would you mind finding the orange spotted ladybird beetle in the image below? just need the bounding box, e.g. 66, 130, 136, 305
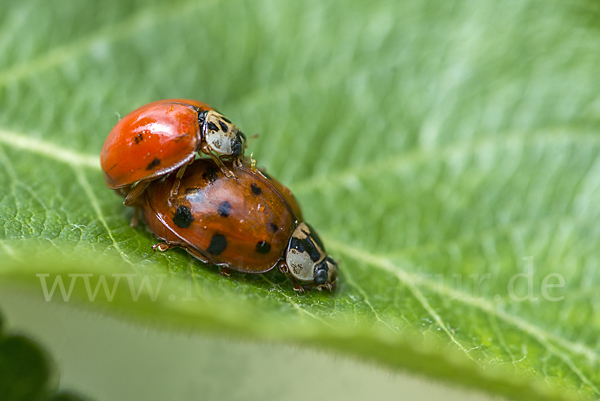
137, 158, 338, 292
100, 99, 246, 205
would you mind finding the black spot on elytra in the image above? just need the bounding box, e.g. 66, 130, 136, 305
202, 166, 219, 183
251, 183, 262, 195
218, 201, 231, 217
207, 121, 219, 132
134, 133, 143, 144
255, 241, 271, 254
218, 120, 228, 132
207, 234, 227, 255
269, 223, 279, 232
173, 206, 194, 228
146, 158, 161, 170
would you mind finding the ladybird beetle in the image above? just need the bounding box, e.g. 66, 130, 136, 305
139, 158, 338, 292
100, 99, 246, 205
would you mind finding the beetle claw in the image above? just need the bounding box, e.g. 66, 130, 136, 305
153, 242, 176, 252
223, 168, 237, 179
292, 281, 306, 293
202, 143, 237, 179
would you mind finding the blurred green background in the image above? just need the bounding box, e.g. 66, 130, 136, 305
2, 0, 600, 400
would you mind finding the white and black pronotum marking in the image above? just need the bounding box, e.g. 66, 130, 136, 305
285, 222, 338, 285
198, 110, 246, 157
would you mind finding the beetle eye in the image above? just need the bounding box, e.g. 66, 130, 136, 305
314, 269, 328, 285
231, 136, 243, 157
314, 260, 329, 285
197, 110, 208, 125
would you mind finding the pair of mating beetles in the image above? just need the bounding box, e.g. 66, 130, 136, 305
100, 99, 337, 292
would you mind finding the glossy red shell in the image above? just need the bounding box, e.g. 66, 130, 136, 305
261, 171, 303, 222
100, 99, 212, 189
142, 159, 302, 273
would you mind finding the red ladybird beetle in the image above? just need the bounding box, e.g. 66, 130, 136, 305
100, 99, 246, 205
138, 158, 338, 292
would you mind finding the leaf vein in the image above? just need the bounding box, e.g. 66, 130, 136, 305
0, 0, 217, 87
73, 168, 133, 268
260, 275, 333, 327
291, 129, 600, 194
0, 129, 99, 170
327, 237, 600, 368
344, 268, 399, 332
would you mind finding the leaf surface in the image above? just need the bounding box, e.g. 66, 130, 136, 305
1, 0, 600, 399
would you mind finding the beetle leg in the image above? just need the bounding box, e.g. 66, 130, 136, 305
234, 156, 244, 168
201, 143, 236, 179
130, 206, 140, 228
292, 281, 306, 294
168, 160, 191, 206
278, 260, 289, 274
319, 281, 337, 292
124, 180, 150, 206
220, 267, 232, 276
277, 261, 306, 293
182, 246, 211, 264
252, 167, 269, 180
153, 242, 178, 252
247, 153, 269, 179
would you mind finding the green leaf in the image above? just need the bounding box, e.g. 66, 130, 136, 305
1, 0, 599, 399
